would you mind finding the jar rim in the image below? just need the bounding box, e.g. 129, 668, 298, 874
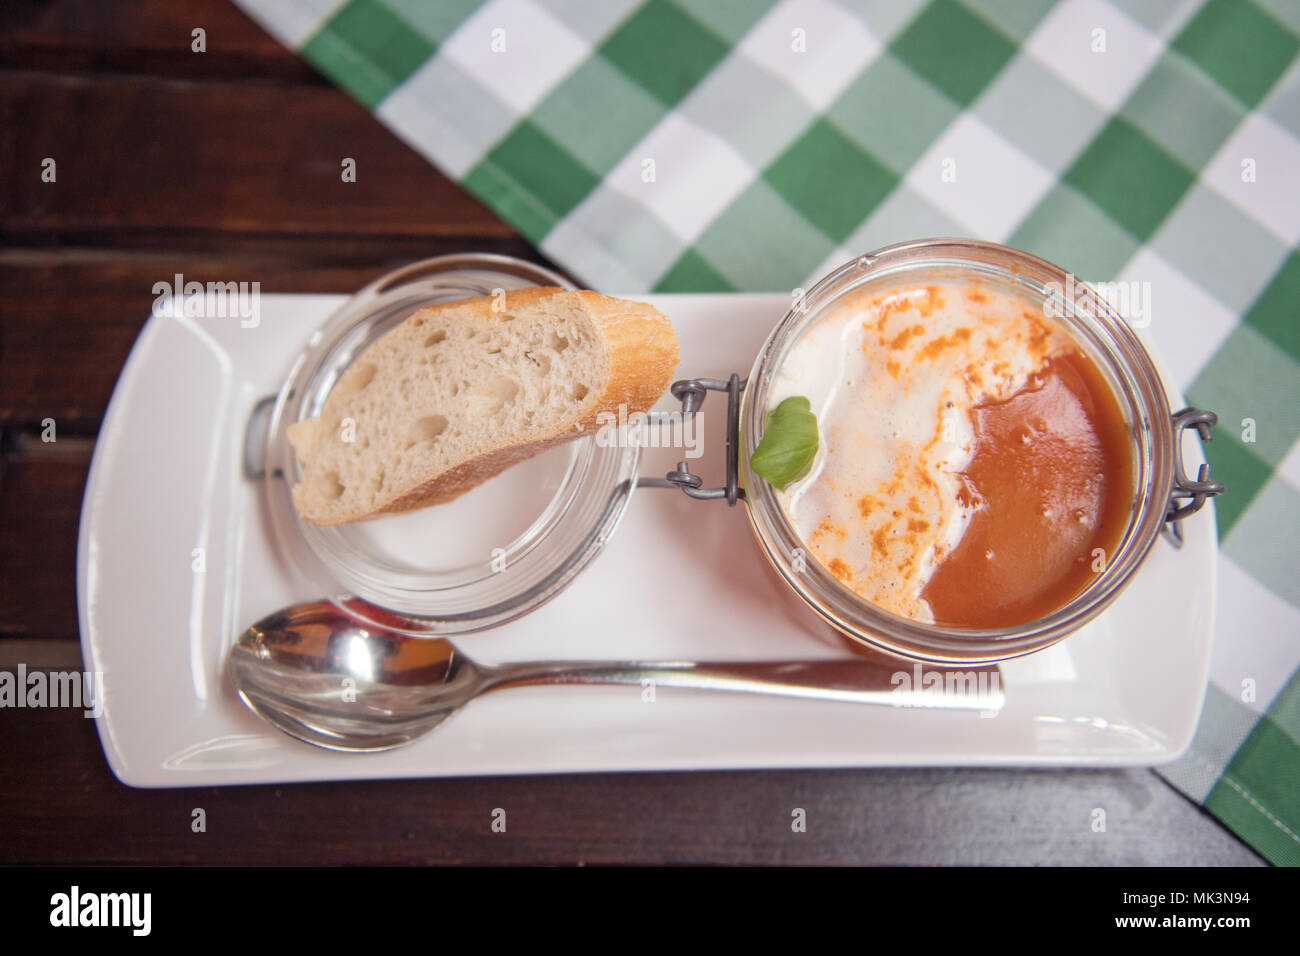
262, 253, 640, 637
739, 239, 1175, 664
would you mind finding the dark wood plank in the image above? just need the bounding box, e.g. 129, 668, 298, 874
0, 437, 89, 639
0, 256, 382, 435
0, 70, 511, 240
1, 0, 319, 81
0, 246, 570, 432
0, 705, 1265, 865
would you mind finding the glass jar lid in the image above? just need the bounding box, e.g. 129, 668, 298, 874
262, 254, 640, 637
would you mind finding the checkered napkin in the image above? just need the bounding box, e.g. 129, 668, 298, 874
233, 0, 1300, 864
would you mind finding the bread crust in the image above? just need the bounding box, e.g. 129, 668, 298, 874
291, 287, 679, 525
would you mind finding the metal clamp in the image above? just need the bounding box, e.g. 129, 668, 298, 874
639, 375, 746, 506
1162, 407, 1225, 548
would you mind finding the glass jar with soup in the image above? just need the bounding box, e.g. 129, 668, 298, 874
654, 239, 1223, 664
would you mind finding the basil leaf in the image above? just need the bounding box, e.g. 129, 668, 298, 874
750, 396, 819, 491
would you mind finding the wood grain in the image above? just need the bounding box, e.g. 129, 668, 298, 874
2, 0, 318, 80
0, 247, 568, 433
0, 704, 1265, 866
0, 439, 88, 639
0, 71, 511, 241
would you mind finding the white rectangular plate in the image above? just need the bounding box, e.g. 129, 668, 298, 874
78, 293, 1215, 787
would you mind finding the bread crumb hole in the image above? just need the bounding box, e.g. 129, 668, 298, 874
316, 470, 345, 500
573, 383, 589, 401
338, 362, 377, 396
411, 415, 448, 443
469, 375, 519, 417
546, 331, 569, 352
424, 330, 446, 347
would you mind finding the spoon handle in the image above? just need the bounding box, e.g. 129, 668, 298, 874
478, 659, 1002, 711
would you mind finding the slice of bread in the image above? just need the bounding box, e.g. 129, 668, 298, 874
287, 287, 679, 525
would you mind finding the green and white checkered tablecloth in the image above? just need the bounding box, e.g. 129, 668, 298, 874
232, 0, 1300, 863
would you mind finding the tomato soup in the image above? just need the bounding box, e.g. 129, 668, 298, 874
767, 278, 1134, 629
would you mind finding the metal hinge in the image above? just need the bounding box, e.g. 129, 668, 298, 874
1162, 407, 1226, 548
639, 375, 746, 506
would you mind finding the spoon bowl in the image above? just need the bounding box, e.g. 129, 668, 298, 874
229, 602, 486, 750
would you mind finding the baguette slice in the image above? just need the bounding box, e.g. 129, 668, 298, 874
287, 287, 678, 525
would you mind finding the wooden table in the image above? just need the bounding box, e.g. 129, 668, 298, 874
0, 0, 1264, 865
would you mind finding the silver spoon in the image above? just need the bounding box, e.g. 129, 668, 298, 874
228, 601, 1004, 751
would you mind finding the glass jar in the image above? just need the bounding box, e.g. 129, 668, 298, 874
722, 239, 1222, 664
259, 254, 639, 637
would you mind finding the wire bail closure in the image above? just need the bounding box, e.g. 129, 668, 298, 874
640, 375, 747, 506
1162, 407, 1225, 548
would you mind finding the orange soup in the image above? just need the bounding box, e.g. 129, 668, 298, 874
767, 279, 1134, 629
